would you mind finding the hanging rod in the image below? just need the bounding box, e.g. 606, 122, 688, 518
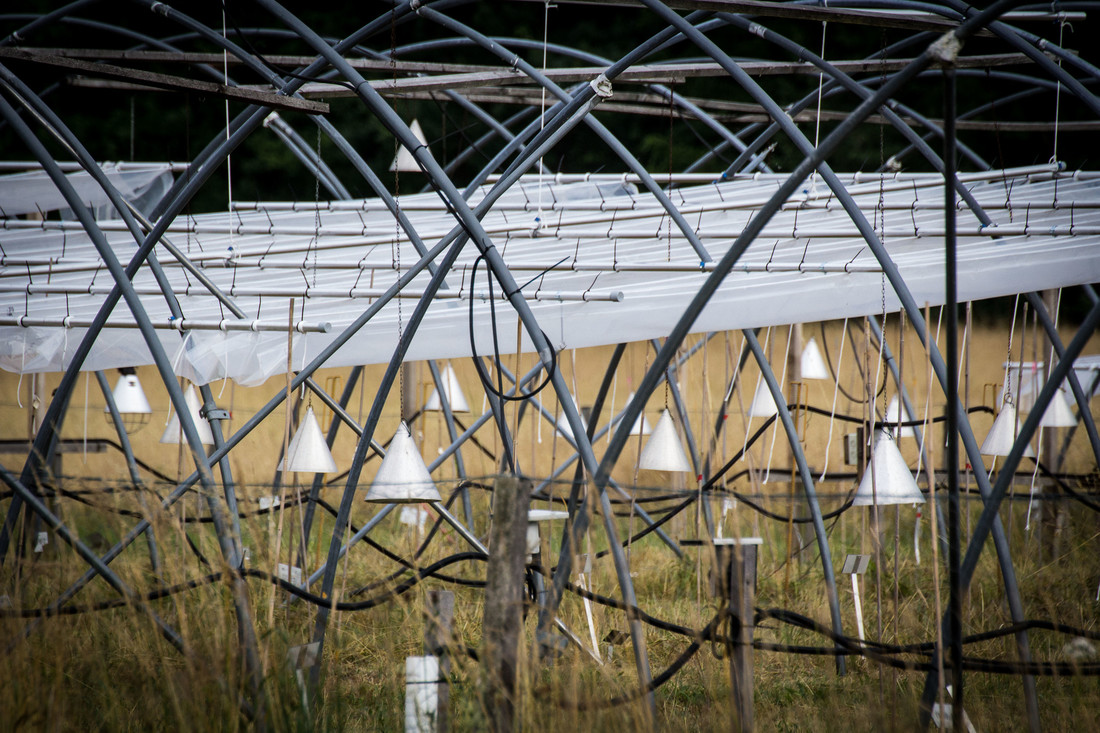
0, 161, 192, 173
0, 316, 331, 332
2, 283, 626, 303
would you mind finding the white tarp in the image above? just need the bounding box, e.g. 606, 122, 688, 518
0, 163, 174, 218
1, 164, 1098, 382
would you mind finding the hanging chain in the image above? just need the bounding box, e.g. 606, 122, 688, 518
1003, 294, 1020, 406
391, 7, 405, 419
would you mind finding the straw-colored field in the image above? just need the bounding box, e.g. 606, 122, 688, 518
1, 316, 1098, 731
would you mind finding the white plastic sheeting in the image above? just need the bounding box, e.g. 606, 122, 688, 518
0, 163, 174, 218
2, 164, 1099, 382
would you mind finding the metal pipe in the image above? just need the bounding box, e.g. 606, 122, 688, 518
96, 370, 162, 577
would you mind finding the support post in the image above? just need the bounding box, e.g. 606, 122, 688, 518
480, 474, 532, 733
715, 538, 759, 733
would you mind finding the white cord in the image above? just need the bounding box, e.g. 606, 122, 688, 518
1050, 18, 1066, 164
810, 17, 827, 195
818, 318, 847, 482
762, 324, 793, 483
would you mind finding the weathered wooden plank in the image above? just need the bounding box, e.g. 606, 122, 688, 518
480, 474, 532, 733
0, 48, 329, 113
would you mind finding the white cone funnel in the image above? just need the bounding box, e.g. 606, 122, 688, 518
390, 119, 429, 173
1039, 388, 1077, 428
747, 379, 777, 418
800, 337, 829, 380
106, 373, 152, 432
638, 409, 692, 472
364, 422, 441, 503
424, 364, 469, 412
159, 385, 214, 445
625, 392, 652, 435
281, 406, 338, 473
853, 430, 924, 506
556, 393, 587, 437
981, 403, 1035, 457
885, 395, 916, 438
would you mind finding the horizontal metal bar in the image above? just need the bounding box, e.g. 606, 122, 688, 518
1, 283, 626, 302
0, 160, 192, 172
0, 316, 331, 332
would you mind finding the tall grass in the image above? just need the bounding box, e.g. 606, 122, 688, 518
1, 321, 1098, 729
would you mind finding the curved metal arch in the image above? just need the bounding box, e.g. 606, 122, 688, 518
393, 34, 769, 173
697, 13, 991, 174
1023, 292, 1100, 477
0, 0, 100, 46
0, 65, 269, 716
0, 92, 257, 665
883, 70, 1098, 169
413, 6, 714, 263
684, 27, 939, 174
568, 0, 1040, 708
247, 1, 666, 705
2, 1, 1091, 726
852, 0, 1100, 114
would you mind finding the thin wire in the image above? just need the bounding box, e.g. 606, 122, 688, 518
818, 318, 847, 483
1050, 17, 1067, 164
536, 0, 551, 227
810, 13, 827, 194
222, 10, 234, 284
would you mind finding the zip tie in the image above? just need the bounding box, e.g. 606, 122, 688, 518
589, 74, 612, 99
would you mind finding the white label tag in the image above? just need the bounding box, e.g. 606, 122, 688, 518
277, 563, 303, 587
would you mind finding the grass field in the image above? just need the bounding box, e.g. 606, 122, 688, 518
1, 316, 1098, 730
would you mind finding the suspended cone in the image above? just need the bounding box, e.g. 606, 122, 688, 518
747, 379, 777, 418
424, 364, 469, 412
853, 430, 924, 506
800, 337, 829, 380
885, 395, 916, 439
159, 385, 214, 445
981, 402, 1036, 457
106, 372, 151, 433
625, 392, 652, 435
1039, 388, 1077, 428
390, 119, 428, 173
281, 405, 337, 473
556, 392, 587, 437
364, 422, 441, 503
638, 409, 692, 472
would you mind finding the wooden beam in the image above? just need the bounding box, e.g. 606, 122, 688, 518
269, 52, 1028, 98
0, 48, 329, 114
15, 48, 505, 75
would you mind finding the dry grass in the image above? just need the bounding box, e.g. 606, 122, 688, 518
1, 318, 1099, 730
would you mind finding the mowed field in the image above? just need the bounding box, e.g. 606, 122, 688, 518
1, 316, 1098, 731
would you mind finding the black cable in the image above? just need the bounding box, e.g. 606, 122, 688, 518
467, 254, 557, 403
